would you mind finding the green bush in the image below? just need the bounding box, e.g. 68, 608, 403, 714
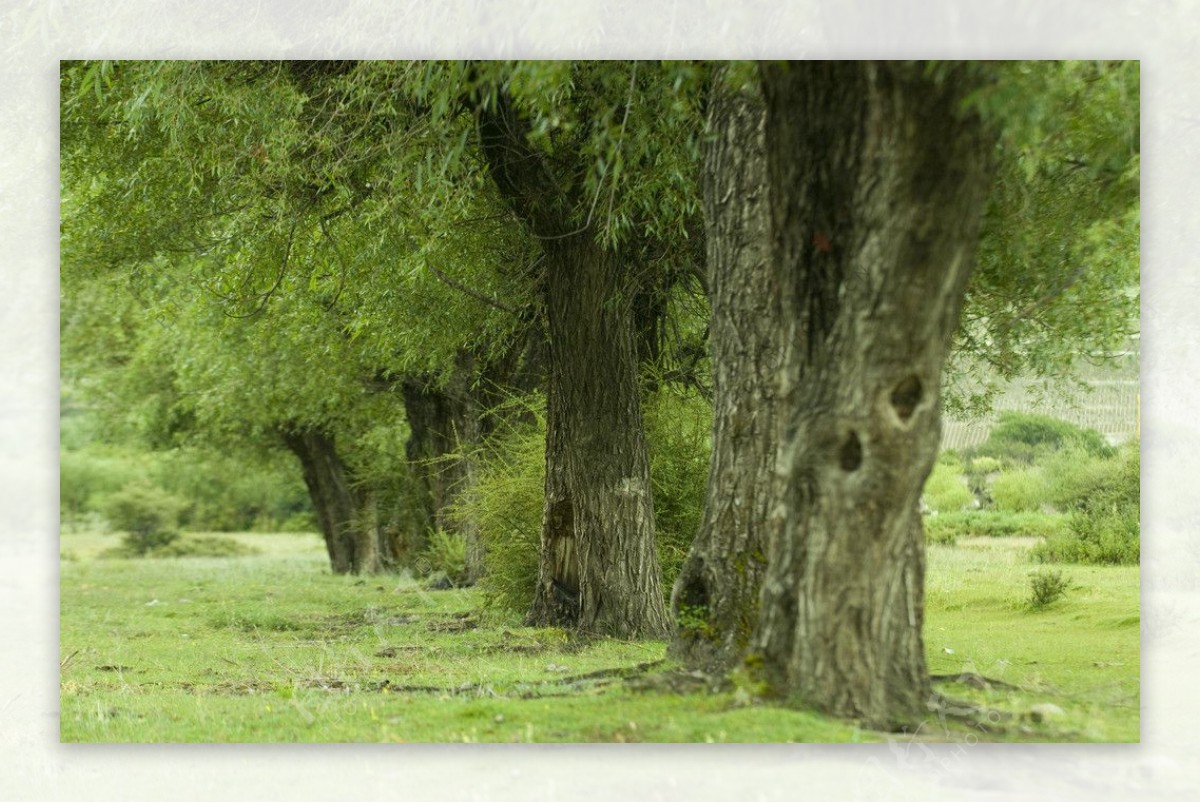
1042, 446, 1127, 512
142, 535, 261, 558
61, 436, 313, 534
936, 449, 963, 467
459, 389, 712, 616
1034, 441, 1139, 565
923, 456, 975, 514
419, 529, 470, 586
972, 412, 1114, 466
60, 448, 147, 523
1028, 568, 1070, 608
101, 482, 187, 555
454, 411, 546, 614
925, 510, 1069, 543
967, 456, 1003, 476
152, 448, 313, 533
991, 466, 1054, 512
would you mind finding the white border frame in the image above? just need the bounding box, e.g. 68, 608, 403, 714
4, 1, 1196, 799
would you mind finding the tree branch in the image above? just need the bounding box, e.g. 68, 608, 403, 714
425, 261, 521, 317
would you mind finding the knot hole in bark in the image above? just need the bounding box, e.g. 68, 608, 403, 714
839, 430, 863, 472
889, 375, 923, 423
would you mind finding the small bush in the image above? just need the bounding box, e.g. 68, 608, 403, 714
1028, 569, 1070, 608
923, 457, 975, 514
963, 455, 1003, 509
143, 535, 261, 558
101, 482, 186, 555
991, 466, 1053, 513
1042, 446, 1128, 511
924, 518, 959, 546
419, 529, 469, 586
61, 441, 312, 534
972, 412, 1114, 466
153, 448, 313, 533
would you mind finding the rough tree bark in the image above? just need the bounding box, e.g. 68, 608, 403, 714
281, 427, 382, 575
669, 83, 779, 673
526, 232, 670, 637
401, 352, 484, 582
749, 62, 996, 728
476, 90, 670, 639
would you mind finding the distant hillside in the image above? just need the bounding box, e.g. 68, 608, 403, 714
941, 338, 1140, 451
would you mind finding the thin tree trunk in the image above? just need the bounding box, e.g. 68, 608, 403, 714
281, 427, 381, 574
670, 83, 778, 673
751, 61, 995, 728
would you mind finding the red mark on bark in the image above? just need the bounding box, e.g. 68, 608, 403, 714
812, 231, 832, 253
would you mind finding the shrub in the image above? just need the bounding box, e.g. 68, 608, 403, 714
924, 518, 959, 546
454, 408, 546, 614
967, 456, 1003, 476
100, 482, 186, 555
60, 448, 147, 523
925, 510, 1069, 543
419, 528, 469, 586
152, 448, 313, 533
1034, 441, 1139, 565
963, 455, 1003, 509
143, 535, 261, 558
923, 456, 975, 514
936, 449, 963, 467
991, 466, 1053, 513
61, 442, 313, 533
1042, 446, 1128, 511
1028, 568, 1070, 608
971, 412, 1114, 466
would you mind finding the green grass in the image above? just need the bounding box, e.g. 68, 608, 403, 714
60, 531, 1138, 743
925, 538, 1139, 742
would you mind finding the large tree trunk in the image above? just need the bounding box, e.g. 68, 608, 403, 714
526, 232, 670, 638
281, 427, 382, 575
750, 62, 995, 728
476, 94, 669, 639
670, 83, 778, 673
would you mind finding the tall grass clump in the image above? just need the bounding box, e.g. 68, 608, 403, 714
458, 389, 712, 616
419, 528, 470, 587
454, 416, 544, 614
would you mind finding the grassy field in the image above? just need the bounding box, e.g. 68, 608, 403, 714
59, 530, 1139, 743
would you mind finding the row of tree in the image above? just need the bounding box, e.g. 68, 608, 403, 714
60, 60, 1138, 727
